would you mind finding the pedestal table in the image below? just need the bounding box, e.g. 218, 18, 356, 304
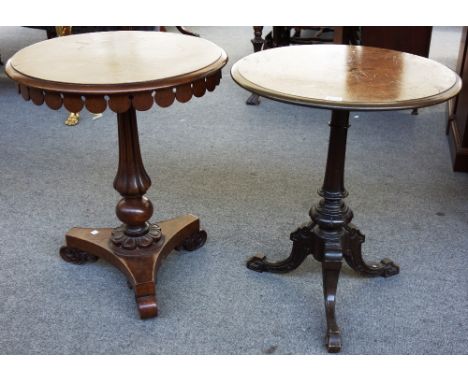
6, 31, 228, 318
231, 44, 461, 352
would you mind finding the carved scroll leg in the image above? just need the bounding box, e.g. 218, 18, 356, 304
125, 280, 158, 318
118, 252, 161, 319
322, 254, 342, 353
247, 223, 314, 273
343, 224, 399, 277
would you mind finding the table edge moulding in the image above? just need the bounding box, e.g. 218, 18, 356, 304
231, 45, 461, 111
6, 31, 228, 114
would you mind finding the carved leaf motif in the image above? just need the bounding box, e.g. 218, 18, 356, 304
111, 223, 162, 250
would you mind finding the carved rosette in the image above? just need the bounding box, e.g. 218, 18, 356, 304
111, 223, 162, 250
16, 70, 223, 113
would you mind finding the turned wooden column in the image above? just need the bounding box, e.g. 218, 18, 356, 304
232, 44, 460, 352
310, 110, 353, 231
111, 107, 162, 250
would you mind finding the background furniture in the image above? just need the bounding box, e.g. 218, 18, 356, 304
360, 26, 432, 57
247, 26, 433, 110
231, 44, 461, 353
447, 26, 468, 172
25, 27, 160, 126
2, 26, 467, 355
247, 26, 359, 105
360, 26, 433, 115
5, 31, 227, 319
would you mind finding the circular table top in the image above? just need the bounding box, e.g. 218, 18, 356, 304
5, 31, 228, 113
231, 45, 462, 111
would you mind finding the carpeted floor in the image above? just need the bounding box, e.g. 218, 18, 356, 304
0, 26, 467, 355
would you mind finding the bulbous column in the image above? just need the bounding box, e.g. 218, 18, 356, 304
110, 106, 162, 250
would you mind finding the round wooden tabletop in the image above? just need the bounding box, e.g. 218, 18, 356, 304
5, 31, 228, 113
231, 45, 462, 111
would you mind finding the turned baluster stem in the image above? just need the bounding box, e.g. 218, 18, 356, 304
310, 109, 353, 231
113, 106, 153, 237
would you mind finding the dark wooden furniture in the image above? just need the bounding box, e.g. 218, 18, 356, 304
360, 27, 432, 58
231, 45, 461, 352
447, 27, 468, 172
5, 31, 227, 319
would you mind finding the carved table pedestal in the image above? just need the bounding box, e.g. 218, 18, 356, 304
231, 44, 461, 352
6, 31, 227, 318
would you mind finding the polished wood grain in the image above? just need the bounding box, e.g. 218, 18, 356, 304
231, 44, 461, 111
235, 45, 461, 352
7, 31, 226, 89
61, 215, 204, 319
6, 31, 225, 319
5, 31, 227, 113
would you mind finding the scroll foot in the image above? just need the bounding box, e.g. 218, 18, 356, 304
322, 255, 342, 353
136, 294, 158, 319
343, 225, 400, 277
59, 246, 98, 264
62, 214, 202, 318
176, 229, 207, 251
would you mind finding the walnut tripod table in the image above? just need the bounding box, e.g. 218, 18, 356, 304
231, 45, 461, 352
6, 31, 227, 318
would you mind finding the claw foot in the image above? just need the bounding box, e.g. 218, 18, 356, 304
65, 112, 80, 126
60, 246, 98, 264
136, 295, 158, 319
